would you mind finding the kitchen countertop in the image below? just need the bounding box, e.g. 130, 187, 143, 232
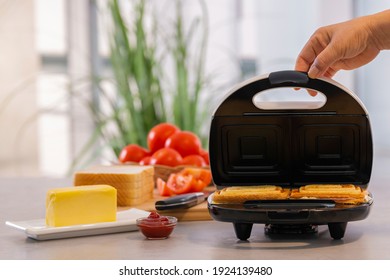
1, 155, 390, 260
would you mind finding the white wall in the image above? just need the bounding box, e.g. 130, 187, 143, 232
354, 1, 390, 154
0, 0, 39, 176
254, 0, 354, 89
206, 0, 390, 161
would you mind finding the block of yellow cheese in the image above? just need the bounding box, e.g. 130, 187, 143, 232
46, 185, 117, 227
73, 165, 154, 206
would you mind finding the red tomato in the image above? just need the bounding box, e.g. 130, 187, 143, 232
118, 144, 150, 163
199, 149, 210, 165
139, 156, 152, 165
188, 178, 208, 192
166, 174, 195, 194
181, 155, 207, 167
147, 123, 180, 154
164, 131, 202, 157
157, 178, 173, 196
150, 148, 183, 167
179, 168, 212, 186
157, 167, 212, 196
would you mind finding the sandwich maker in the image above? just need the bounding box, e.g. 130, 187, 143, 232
207, 70, 373, 240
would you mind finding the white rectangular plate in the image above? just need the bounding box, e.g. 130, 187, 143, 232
5, 208, 150, 241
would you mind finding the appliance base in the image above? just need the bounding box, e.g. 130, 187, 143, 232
232, 222, 348, 240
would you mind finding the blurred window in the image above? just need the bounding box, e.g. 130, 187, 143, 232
1, 0, 389, 177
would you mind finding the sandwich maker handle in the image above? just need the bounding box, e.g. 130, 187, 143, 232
213, 70, 368, 115
268, 70, 309, 86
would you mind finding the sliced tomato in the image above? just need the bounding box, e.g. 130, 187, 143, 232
178, 168, 212, 186
166, 172, 208, 194
166, 174, 194, 194
189, 177, 208, 192
157, 167, 212, 196
157, 178, 173, 196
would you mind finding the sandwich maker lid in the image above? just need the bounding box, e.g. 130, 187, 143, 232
209, 70, 373, 188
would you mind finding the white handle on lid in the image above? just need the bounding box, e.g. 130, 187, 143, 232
252, 87, 327, 110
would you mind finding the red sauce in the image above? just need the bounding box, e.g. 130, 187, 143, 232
136, 211, 177, 239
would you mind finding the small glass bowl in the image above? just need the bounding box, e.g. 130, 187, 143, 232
136, 214, 177, 239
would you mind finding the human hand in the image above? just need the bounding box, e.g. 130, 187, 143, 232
295, 10, 390, 79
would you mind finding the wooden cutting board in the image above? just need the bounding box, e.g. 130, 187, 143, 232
118, 186, 215, 221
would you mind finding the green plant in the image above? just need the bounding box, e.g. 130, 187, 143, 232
103, 0, 167, 153
169, 0, 209, 135
84, 0, 211, 166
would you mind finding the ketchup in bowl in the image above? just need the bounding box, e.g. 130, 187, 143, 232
136, 211, 177, 239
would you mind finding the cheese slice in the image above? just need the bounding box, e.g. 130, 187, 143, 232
46, 185, 117, 227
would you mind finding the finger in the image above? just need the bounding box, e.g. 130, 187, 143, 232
295, 28, 331, 73
308, 43, 341, 78
294, 88, 317, 96
294, 54, 315, 91
294, 56, 311, 73
294, 43, 319, 90
323, 68, 338, 79
294, 45, 317, 73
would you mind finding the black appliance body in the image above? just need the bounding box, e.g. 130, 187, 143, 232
207, 70, 373, 240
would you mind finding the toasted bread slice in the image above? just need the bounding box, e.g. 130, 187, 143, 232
290, 184, 368, 204
212, 185, 290, 204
